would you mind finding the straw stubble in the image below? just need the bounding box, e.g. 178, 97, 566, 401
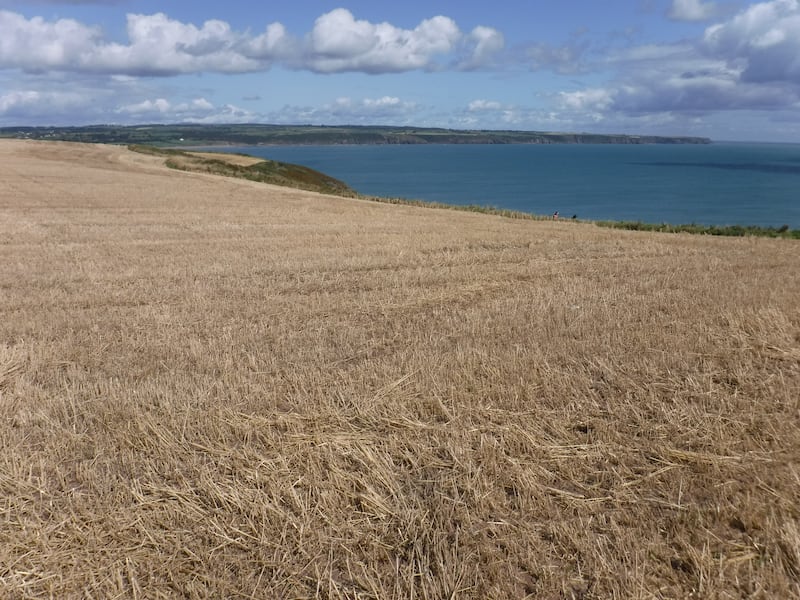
1, 140, 799, 598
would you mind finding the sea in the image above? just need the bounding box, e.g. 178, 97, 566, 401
199, 142, 800, 228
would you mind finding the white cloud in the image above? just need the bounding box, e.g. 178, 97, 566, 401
0, 90, 41, 112
5, 2, 800, 138
448, 103, 591, 131
191, 98, 214, 111
305, 9, 462, 73
0, 87, 93, 122
459, 26, 505, 69
555, 0, 800, 123
189, 103, 258, 124
560, 54, 797, 119
468, 99, 503, 112
91, 13, 264, 75
559, 88, 615, 112
328, 95, 417, 117
0, 71, 264, 125
309, 9, 381, 58
0, 8, 502, 76
0, 10, 267, 75
260, 95, 419, 126
114, 96, 255, 123
363, 96, 401, 108
612, 73, 793, 113
0, 10, 102, 71
704, 0, 800, 83
243, 23, 294, 61
668, 0, 718, 21
118, 97, 171, 114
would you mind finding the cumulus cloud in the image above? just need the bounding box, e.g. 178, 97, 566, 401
704, 0, 800, 84
257, 96, 419, 126
0, 10, 267, 75
467, 99, 503, 112
0, 90, 43, 113
304, 9, 463, 73
0, 80, 420, 126
0, 10, 102, 71
326, 96, 418, 118
363, 96, 404, 108
459, 26, 505, 69
119, 98, 171, 115
115, 96, 254, 122
451, 103, 572, 130
243, 22, 294, 62
573, 72, 793, 115
6, 1, 800, 136
0, 87, 97, 122
0, 8, 501, 76
469, 103, 527, 126
559, 88, 614, 112
0, 64, 260, 125
90, 13, 266, 75
668, 0, 719, 21
187, 103, 259, 124
559, 0, 800, 121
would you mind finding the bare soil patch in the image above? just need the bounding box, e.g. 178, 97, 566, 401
1, 140, 799, 598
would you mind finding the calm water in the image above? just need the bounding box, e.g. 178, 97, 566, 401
204, 143, 800, 227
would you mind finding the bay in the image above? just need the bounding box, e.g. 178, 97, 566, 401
200, 143, 800, 228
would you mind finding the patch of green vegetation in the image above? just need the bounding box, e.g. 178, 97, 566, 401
359, 195, 551, 221
594, 220, 800, 239
130, 145, 355, 197
127, 144, 184, 156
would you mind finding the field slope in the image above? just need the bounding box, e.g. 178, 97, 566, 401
1, 140, 799, 599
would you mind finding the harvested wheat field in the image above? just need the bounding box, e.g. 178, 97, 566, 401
1, 139, 799, 599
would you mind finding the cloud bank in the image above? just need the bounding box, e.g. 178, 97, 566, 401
0, 8, 504, 76
563, 0, 800, 120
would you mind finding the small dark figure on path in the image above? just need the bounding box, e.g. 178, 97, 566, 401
553, 211, 559, 220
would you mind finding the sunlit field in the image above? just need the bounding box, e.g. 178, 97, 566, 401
1, 140, 799, 598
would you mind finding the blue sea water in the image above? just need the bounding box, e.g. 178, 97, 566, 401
204, 143, 800, 228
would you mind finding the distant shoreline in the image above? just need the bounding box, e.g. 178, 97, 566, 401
0, 123, 713, 147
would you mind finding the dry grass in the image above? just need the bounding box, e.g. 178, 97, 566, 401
1, 139, 799, 599
183, 152, 266, 167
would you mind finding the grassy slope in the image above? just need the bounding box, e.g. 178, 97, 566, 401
1, 140, 799, 598
130, 144, 356, 197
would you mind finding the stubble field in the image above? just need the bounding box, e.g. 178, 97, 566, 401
1, 140, 799, 599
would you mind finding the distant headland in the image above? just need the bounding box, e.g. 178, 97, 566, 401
0, 124, 711, 147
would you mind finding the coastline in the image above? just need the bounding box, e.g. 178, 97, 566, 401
0, 123, 712, 146
164, 143, 800, 235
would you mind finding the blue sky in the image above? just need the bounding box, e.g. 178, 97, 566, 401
1, 0, 800, 141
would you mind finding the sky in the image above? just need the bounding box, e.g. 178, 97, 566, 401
1, 0, 800, 141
